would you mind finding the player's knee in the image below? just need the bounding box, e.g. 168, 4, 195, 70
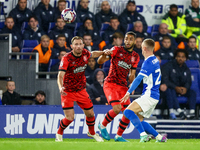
113, 104, 121, 114
65, 114, 74, 121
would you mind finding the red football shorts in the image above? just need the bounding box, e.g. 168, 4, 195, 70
103, 81, 131, 111
61, 89, 93, 110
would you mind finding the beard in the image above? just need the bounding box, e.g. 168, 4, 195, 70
125, 44, 134, 50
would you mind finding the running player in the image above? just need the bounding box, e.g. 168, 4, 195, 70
121, 38, 167, 142
97, 31, 140, 142
56, 36, 104, 142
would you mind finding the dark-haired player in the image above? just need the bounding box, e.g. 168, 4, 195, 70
97, 31, 140, 142
56, 36, 104, 142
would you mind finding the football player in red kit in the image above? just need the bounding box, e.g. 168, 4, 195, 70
97, 31, 140, 142
56, 36, 104, 142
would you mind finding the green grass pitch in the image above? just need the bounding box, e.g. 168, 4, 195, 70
0, 138, 200, 150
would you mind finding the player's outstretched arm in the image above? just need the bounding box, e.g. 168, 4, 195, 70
57, 71, 67, 96
120, 74, 144, 103
129, 69, 136, 83
97, 49, 113, 64
91, 51, 104, 58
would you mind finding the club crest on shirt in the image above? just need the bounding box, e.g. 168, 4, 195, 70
83, 55, 87, 62
131, 56, 135, 63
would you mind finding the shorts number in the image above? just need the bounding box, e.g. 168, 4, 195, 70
155, 69, 161, 85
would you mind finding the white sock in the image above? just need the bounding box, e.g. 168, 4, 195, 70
169, 109, 174, 114
100, 124, 106, 129
190, 109, 195, 114
115, 134, 121, 138
140, 132, 147, 136
177, 108, 182, 113
156, 134, 162, 140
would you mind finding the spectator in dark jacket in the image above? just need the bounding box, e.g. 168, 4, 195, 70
95, 1, 118, 30
23, 16, 45, 42
83, 34, 98, 51
102, 16, 124, 44
8, 0, 33, 31
33, 90, 47, 105
134, 37, 144, 60
133, 21, 151, 39
87, 68, 107, 105
162, 49, 196, 119
154, 36, 175, 60
49, 17, 73, 48
187, 36, 200, 61
51, 50, 67, 71
54, 0, 66, 19
2, 81, 21, 105
0, 17, 22, 52
76, 0, 97, 29
78, 18, 102, 47
85, 57, 99, 85
119, 0, 148, 33
103, 32, 124, 49
153, 23, 177, 47
33, 0, 56, 33
51, 34, 70, 59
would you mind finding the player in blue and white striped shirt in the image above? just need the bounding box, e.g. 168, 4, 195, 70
121, 39, 167, 143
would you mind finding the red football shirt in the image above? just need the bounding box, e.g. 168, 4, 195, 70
59, 49, 91, 92
105, 46, 140, 87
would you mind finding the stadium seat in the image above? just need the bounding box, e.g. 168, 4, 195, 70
147, 26, 152, 34
151, 32, 158, 37
102, 59, 111, 75
21, 48, 33, 59
0, 22, 5, 29
185, 60, 199, 68
48, 22, 56, 33
48, 59, 60, 71
152, 24, 159, 32
74, 22, 83, 36
21, 22, 28, 31
100, 23, 109, 31
22, 40, 39, 48
126, 23, 133, 32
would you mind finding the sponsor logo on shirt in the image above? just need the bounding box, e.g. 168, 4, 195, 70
73, 64, 87, 74
118, 61, 131, 69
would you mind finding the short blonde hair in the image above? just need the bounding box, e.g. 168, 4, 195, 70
71, 36, 83, 44
41, 35, 50, 41
143, 38, 155, 51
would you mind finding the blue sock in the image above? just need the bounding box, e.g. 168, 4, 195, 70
124, 109, 145, 134
141, 121, 158, 137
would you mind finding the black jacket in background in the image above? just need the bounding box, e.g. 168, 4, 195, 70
95, 9, 118, 30
162, 60, 192, 90
33, 2, 56, 33
119, 9, 148, 33
153, 32, 177, 47
87, 68, 107, 105
9, 4, 33, 31
0, 26, 22, 48
49, 26, 73, 47
154, 45, 175, 60
51, 43, 70, 59
2, 90, 21, 105
187, 47, 200, 61
23, 26, 45, 42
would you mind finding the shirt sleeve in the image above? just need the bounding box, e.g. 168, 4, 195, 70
139, 59, 153, 77
132, 53, 140, 69
59, 56, 68, 72
110, 46, 118, 58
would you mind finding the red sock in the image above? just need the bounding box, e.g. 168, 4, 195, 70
86, 116, 95, 135
117, 115, 130, 136
57, 118, 73, 135
102, 109, 118, 127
